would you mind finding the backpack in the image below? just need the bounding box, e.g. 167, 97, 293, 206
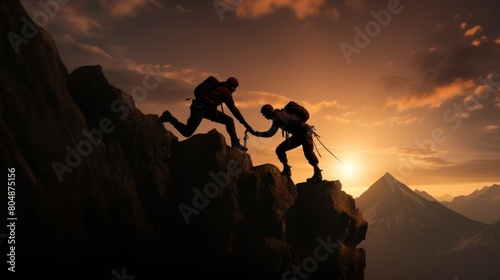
283, 101, 309, 122
194, 76, 222, 99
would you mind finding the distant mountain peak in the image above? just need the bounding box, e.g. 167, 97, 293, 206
357, 173, 489, 257
356, 172, 428, 213
379, 172, 408, 193
383, 171, 395, 179
436, 194, 454, 202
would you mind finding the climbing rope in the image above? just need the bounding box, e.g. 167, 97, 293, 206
307, 125, 344, 165
243, 129, 249, 156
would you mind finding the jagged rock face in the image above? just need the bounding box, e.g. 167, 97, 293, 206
0, 1, 367, 279
1, 1, 177, 276
166, 130, 298, 278
286, 181, 367, 280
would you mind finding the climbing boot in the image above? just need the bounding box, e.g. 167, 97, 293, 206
159, 110, 177, 123
281, 164, 292, 176
307, 168, 323, 183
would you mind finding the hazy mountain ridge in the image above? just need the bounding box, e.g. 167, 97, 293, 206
356, 172, 497, 280
414, 185, 500, 224
437, 220, 500, 279
435, 193, 454, 202
442, 184, 500, 224
413, 189, 437, 201
450, 220, 500, 251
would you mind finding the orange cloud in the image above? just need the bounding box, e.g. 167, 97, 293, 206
344, 0, 367, 12
235, 92, 345, 115
464, 25, 482, 37
482, 125, 498, 133
105, 0, 164, 17
326, 6, 341, 22
40, 5, 103, 36
234, 90, 291, 108
385, 79, 475, 111
76, 42, 113, 59
381, 147, 451, 169
63, 18, 101, 36
462, 94, 484, 112
362, 114, 426, 127
304, 100, 345, 114
62, 38, 207, 86
235, 0, 326, 20
323, 110, 360, 123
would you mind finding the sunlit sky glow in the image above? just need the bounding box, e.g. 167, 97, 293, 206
20, 0, 500, 198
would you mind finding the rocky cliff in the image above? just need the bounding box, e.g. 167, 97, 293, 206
0, 1, 367, 279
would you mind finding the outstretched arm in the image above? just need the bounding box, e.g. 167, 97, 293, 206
224, 97, 253, 131
254, 124, 279, 138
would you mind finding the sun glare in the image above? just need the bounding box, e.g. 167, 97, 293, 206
322, 152, 364, 187
339, 161, 358, 179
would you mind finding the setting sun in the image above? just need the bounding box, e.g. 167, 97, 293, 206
340, 161, 358, 179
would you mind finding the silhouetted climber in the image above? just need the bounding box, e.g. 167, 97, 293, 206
160, 76, 254, 151
249, 103, 323, 183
